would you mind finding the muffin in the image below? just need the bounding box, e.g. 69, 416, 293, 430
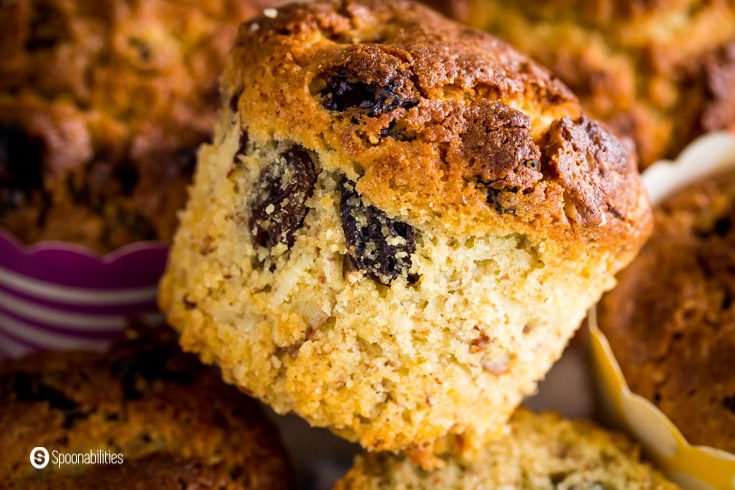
334, 409, 677, 490
598, 168, 735, 453
0, 325, 293, 488
0, 0, 273, 252
159, 0, 652, 464
427, 0, 735, 168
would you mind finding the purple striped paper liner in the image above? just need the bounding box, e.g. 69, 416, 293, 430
0, 229, 168, 358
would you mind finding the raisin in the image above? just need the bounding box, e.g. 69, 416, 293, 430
235, 131, 249, 160
8, 372, 77, 410
695, 212, 733, 238
0, 123, 45, 201
550, 472, 568, 485
379, 120, 416, 142
114, 162, 139, 196
319, 68, 418, 116
723, 293, 733, 310
25, 0, 71, 50
724, 395, 735, 413
713, 215, 732, 237
339, 178, 416, 285
248, 145, 317, 248
100, 207, 157, 248
128, 37, 151, 62
229, 91, 243, 112
110, 346, 193, 400
483, 185, 518, 214
3, 371, 89, 427
169, 144, 200, 176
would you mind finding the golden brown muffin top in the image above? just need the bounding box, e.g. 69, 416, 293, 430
335, 409, 677, 489
0, 326, 293, 489
0, 0, 270, 252
599, 169, 735, 453
430, 0, 735, 168
225, 0, 651, 262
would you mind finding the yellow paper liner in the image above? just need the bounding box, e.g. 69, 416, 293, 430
589, 131, 735, 490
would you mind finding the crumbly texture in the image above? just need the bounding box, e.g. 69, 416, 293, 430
428, 0, 735, 168
0, 0, 272, 252
0, 326, 293, 489
334, 409, 677, 490
160, 0, 651, 464
599, 169, 735, 453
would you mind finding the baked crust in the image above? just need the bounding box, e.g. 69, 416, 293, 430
0, 0, 269, 252
225, 0, 651, 262
335, 409, 677, 490
0, 325, 292, 488
429, 0, 735, 168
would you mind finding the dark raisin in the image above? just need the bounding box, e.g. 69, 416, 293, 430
9, 372, 78, 411
723, 293, 733, 310
128, 37, 151, 62
483, 185, 518, 214
170, 144, 200, 176
229, 91, 243, 112
114, 162, 139, 196
0, 123, 45, 204
235, 131, 249, 160
230, 465, 244, 481
379, 120, 416, 142
319, 68, 418, 116
100, 207, 157, 248
248, 145, 317, 248
212, 409, 229, 428
713, 215, 732, 237
110, 347, 193, 400
549, 472, 568, 485
339, 178, 416, 285
25, 0, 71, 50
724, 395, 735, 413
695, 213, 733, 238
61, 409, 90, 429
4, 371, 89, 427
110, 351, 163, 400
183, 294, 197, 310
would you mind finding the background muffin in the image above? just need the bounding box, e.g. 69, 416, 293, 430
598, 168, 735, 453
334, 409, 677, 490
0, 0, 273, 252
427, 0, 735, 168
160, 0, 651, 464
0, 324, 293, 488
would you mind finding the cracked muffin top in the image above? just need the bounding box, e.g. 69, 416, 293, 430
225, 0, 651, 263
598, 169, 735, 453
0, 325, 292, 489
427, 0, 735, 168
0, 0, 271, 252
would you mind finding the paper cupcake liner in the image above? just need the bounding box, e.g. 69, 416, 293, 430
0, 229, 168, 358
589, 130, 735, 490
